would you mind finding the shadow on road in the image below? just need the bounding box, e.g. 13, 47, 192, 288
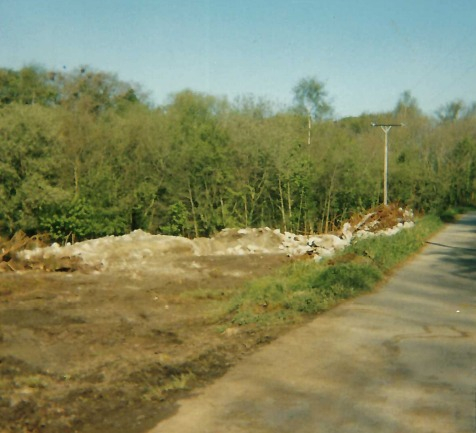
425, 213, 476, 281
425, 241, 476, 252
425, 241, 476, 281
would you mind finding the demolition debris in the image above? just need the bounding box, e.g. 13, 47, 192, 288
2, 204, 414, 273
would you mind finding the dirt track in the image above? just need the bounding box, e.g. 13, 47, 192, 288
0, 254, 291, 433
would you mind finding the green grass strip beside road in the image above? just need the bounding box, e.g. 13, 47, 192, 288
228, 214, 444, 327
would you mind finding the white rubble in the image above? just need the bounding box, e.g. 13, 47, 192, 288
16, 207, 415, 273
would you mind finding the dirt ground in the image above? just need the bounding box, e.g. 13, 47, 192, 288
0, 253, 293, 433
0, 205, 414, 433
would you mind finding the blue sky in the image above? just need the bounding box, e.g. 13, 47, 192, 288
1, 0, 475, 117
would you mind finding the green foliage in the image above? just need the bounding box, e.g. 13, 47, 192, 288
161, 202, 190, 236
0, 65, 58, 106
308, 262, 382, 296
292, 76, 333, 120
228, 215, 442, 327
348, 215, 443, 271
39, 198, 128, 243
438, 208, 460, 223
436, 100, 465, 123
0, 65, 474, 240
447, 138, 476, 206
229, 260, 382, 325
393, 90, 422, 119
39, 198, 95, 243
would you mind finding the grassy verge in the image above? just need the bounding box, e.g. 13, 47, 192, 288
438, 205, 476, 223
227, 214, 443, 328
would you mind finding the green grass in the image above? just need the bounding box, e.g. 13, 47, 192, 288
438, 206, 476, 223
348, 214, 443, 271
227, 214, 443, 327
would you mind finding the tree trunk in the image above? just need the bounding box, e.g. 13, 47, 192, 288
278, 177, 287, 231
324, 168, 337, 233
243, 194, 248, 227
297, 186, 305, 234
188, 181, 199, 238
286, 180, 293, 232
73, 157, 80, 198
220, 197, 226, 227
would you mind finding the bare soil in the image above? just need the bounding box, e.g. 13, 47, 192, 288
0, 253, 292, 433
0, 204, 414, 432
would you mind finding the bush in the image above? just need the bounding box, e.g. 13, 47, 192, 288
160, 202, 190, 236
308, 262, 382, 296
39, 198, 94, 243
39, 198, 128, 243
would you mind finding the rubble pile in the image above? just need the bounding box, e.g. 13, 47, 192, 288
3, 204, 415, 273
348, 203, 414, 238
0, 231, 48, 272
279, 204, 414, 260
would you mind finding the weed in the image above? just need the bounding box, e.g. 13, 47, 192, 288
14, 374, 49, 389
140, 371, 196, 402
160, 372, 195, 392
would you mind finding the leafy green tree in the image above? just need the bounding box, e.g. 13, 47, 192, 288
39, 198, 93, 243
447, 138, 476, 206
0, 65, 58, 106
161, 202, 190, 236
0, 103, 64, 235
163, 90, 233, 236
293, 77, 333, 120
292, 77, 333, 157
1, 64, 475, 242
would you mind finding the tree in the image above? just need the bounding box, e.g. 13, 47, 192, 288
393, 90, 421, 119
292, 77, 333, 149
436, 100, 465, 122
462, 102, 476, 119
292, 77, 333, 121
0, 65, 58, 106
0, 103, 65, 235
163, 90, 233, 236
1, 64, 474, 241
447, 138, 476, 206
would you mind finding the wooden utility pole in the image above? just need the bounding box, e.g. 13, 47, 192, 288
371, 123, 404, 205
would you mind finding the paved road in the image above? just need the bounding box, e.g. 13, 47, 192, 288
148, 214, 476, 433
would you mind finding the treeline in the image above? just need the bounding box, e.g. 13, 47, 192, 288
0, 65, 475, 241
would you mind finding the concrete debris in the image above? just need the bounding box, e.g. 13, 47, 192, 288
7, 204, 415, 273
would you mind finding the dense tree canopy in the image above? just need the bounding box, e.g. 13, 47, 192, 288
0, 66, 475, 242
